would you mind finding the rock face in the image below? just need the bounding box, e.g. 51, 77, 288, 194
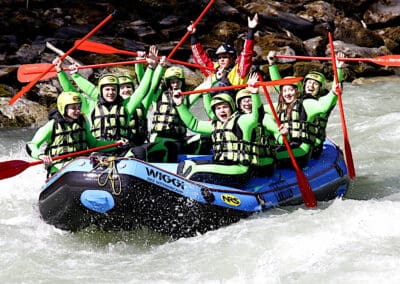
0, 0, 400, 127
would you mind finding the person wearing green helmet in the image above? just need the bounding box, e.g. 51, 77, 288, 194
172, 73, 265, 187
236, 87, 282, 176
146, 64, 212, 161
117, 74, 149, 146
187, 13, 259, 87
26, 91, 127, 177
265, 77, 340, 168
266, 50, 345, 158
54, 46, 158, 149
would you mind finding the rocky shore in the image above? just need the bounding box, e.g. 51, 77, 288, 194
1, 0, 400, 127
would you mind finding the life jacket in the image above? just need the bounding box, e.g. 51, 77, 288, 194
277, 100, 316, 145
211, 112, 259, 166
211, 63, 249, 87
128, 104, 148, 145
45, 110, 88, 168
90, 102, 129, 141
151, 90, 187, 139
254, 123, 276, 162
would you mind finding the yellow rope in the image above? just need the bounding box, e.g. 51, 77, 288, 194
95, 156, 122, 195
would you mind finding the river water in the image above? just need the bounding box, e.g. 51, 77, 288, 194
1, 80, 400, 283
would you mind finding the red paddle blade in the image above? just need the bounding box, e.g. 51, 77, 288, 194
0, 160, 31, 180
371, 55, 400, 66
344, 140, 356, 179
17, 63, 58, 83
75, 39, 120, 54
296, 170, 317, 207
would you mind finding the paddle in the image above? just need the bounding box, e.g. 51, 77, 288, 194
179, 77, 304, 96
0, 142, 122, 180
328, 33, 356, 179
46, 42, 78, 65
257, 74, 317, 208
17, 59, 147, 83
75, 40, 215, 71
9, 11, 116, 105
167, 0, 215, 59
276, 54, 400, 67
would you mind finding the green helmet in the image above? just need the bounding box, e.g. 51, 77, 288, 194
164, 66, 184, 81
304, 71, 326, 91
98, 74, 119, 95
57, 91, 81, 115
118, 75, 134, 86
235, 88, 252, 108
282, 76, 303, 95
211, 93, 235, 113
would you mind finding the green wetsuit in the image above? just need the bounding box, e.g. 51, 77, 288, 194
175, 91, 261, 187
26, 114, 117, 175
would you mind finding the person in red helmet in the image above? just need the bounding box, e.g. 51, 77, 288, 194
187, 13, 259, 86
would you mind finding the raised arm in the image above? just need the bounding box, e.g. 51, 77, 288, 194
172, 90, 213, 135
124, 45, 158, 116
236, 13, 258, 79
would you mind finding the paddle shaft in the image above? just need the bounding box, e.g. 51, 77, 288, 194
46, 42, 77, 65
276, 54, 400, 67
17, 60, 147, 83
167, 0, 215, 59
179, 77, 303, 96
258, 75, 317, 207
9, 11, 115, 105
76, 40, 215, 71
328, 33, 356, 179
0, 142, 121, 180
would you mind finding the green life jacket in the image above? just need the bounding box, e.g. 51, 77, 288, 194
277, 100, 316, 145
151, 90, 187, 139
129, 104, 148, 145
90, 103, 129, 141
211, 112, 259, 166
45, 111, 88, 168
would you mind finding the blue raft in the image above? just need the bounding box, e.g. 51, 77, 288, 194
38, 139, 350, 238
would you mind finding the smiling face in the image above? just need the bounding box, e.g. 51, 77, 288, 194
214, 102, 232, 122
281, 85, 299, 104
304, 79, 321, 97
101, 84, 118, 103
119, 83, 134, 99
239, 96, 252, 114
64, 103, 81, 121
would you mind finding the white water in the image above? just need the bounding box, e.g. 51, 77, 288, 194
1, 81, 400, 283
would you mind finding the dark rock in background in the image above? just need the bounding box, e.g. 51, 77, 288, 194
0, 0, 400, 127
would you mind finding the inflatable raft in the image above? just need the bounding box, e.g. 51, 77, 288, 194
38, 139, 350, 238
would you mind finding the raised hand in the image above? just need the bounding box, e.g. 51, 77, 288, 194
267, 50, 277, 65
187, 21, 196, 34
147, 45, 159, 69
246, 72, 259, 93
336, 51, 346, 68
52, 57, 63, 72
172, 89, 183, 106
248, 13, 258, 29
